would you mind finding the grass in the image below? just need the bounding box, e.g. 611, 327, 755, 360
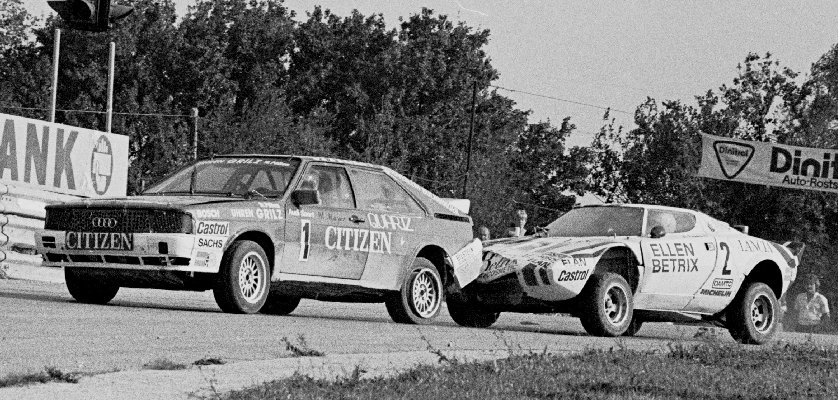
213, 341, 838, 400
282, 335, 325, 357
0, 367, 79, 388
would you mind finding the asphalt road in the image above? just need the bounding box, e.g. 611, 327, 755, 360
2, 278, 837, 379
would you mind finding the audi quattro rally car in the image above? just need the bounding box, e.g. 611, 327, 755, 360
35, 155, 483, 324
447, 204, 804, 344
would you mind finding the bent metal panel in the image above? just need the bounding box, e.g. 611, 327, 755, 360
0, 113, 128, 197
697, 132, 838, 193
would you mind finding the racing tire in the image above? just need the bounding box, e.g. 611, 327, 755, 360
385, 257, 443, 324
261, 295, 301, 316
65, 268, 119, 305
623, 315, 644, 337
447, 297, 500, 328
727, 281, 778, 345
213, 240, 270, 314
579, 273, 634, 337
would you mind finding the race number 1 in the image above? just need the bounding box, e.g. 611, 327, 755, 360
299, 219, 311, 261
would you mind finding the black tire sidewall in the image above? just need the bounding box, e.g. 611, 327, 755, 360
729, 282, 778, 344
261, 295, 301, 315
214, 241, 269, 314
65, 268, 119, 304
447, 297, 500, 328
580, 273, 634, 337
386, 257, 443, 324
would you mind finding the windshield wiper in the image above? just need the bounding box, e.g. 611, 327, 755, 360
244, 188, 268, 200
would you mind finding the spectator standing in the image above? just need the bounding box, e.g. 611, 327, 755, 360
794, 274, 830, 333
506, 209, 528, 237
478, 226, 491, 241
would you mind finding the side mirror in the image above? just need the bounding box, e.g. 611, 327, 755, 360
291, 189, 320, 207
650, 225, 666, 239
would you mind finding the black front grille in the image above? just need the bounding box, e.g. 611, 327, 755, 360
45, 208, 190, 233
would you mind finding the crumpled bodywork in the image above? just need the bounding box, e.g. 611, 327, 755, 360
479, 236, 639, 302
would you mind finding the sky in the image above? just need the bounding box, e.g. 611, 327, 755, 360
24, 1, 838, 148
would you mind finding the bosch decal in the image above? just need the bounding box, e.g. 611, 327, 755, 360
195, 209, 220, 219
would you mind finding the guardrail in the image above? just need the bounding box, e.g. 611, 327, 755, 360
0, 183, 78, 281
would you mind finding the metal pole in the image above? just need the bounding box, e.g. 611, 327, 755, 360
462, 81, 478, 197
50, 29, 61, 123
192, 107, 199, 160
106, 42, 115, 133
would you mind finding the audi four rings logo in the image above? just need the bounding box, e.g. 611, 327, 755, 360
91, 217, 118, 228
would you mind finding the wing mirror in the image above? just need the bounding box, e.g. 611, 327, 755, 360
650, 225, 666, 238
291, 188, 320, 207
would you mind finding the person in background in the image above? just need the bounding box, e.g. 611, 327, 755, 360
795, 274, 830, 333
478, 226, 491, 241
506, 209, 528, 237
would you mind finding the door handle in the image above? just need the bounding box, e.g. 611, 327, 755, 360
349, 215, 365, 224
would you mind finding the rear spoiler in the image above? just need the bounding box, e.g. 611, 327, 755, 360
441, 198, 470, 214
782, 241, 806, 259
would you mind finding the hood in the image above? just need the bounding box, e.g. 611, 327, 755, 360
47, 195, 246, 210
485, 235, 628, 259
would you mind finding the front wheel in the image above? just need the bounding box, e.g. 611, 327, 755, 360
727, 282, 778, 345
213, 240, 270, 314
579, 273, 634, 337
385, 257, 443, 324
65, 268, 119, 305
447, 297, 500, 328
623, 315, 644, 337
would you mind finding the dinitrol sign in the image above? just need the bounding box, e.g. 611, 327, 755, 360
698, 133, 838, 192
0, 113, 128, 197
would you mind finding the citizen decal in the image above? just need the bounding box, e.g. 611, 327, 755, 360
65, 232, 133, 250
325, 226, 392, 254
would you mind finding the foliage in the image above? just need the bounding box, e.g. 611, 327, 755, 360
217, 341, 838, 399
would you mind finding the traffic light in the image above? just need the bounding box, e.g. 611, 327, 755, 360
47, 0, 134, 32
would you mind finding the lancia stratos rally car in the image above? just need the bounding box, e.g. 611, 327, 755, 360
447, 204, 804, 344
35, 155, 483, 324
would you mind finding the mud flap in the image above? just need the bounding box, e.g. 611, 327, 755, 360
448, 238, 483, 288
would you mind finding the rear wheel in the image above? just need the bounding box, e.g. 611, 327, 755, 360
65, 268, 119, 305
213, 240, 269, 314
447, 297, 500, 328
386, 257, 443, 324
727, 282, 778, 344
261, 294, 301, 315
579, 273, 634, 337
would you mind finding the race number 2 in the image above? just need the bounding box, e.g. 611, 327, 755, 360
299, 219, 311, 261
719, 242, 732, 275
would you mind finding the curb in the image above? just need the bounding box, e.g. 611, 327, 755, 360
0, 350, 512, 400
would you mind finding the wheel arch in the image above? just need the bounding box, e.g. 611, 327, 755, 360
592, 246, 641, 294
416, 245, 447, 281
742, 260, 783, 299
229, 230, 275, 274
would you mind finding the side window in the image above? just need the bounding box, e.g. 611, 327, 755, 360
349, 169, 423, 214
300, 165, 355, 209
647, 210, 696, 235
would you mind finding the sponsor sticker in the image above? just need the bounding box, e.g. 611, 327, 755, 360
700, 288, 731, 297
197, 237, 224, 249
195, 251, 210, 267
367, 213, 415, 232
713, 141, 755, 179
195, 221, 229, 235
649, 242, 698, 273
712, 278, 734, 290
65, 231, 133, 250
195, 209, 220, 219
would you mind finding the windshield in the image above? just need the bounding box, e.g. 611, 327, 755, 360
144, 157, 300, 197
546, 206, 643, 237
